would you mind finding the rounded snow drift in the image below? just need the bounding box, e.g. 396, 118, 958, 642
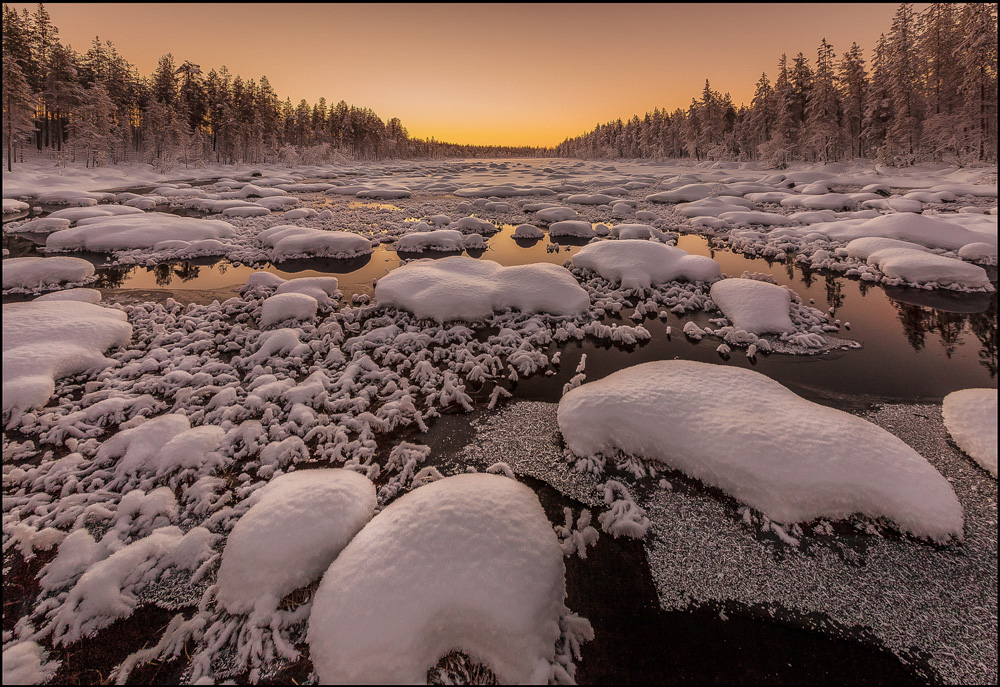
307, 473, 565, 683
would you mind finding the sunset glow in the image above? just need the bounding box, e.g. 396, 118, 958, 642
7, 2, 926, 147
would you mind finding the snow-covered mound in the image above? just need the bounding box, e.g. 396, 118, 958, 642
513, 223, 544, 239
260, 292, 319, 328
942, 389, 997, 478
863, 247, 992, 289
3, 301, 132, 419
375, 256, 589, 322
307, 473, 565, 684
3, 198, 30, 214
548, 220, 595, 238
805, 213, 997, 253
454, 185, 555, 197
2, 256, 95, 291
5, 217, 71, 234
216, 470, 376, 615
258, 225, 373, 261
558, 361, 964, 542
395, 229, 465, 252
45, 213, 235, 252
572, 240, 721, 289
710, 278, 795, 334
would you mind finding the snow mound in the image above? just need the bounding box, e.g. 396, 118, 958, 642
3, 301, 132, 419
258, 225, 373, 261
260, 292, 318, 328
548, 220, 595, 238
2, 257, 95, 291
942, 389, 997, 477
307, 473, 565, 684
710, 278, 795, 334
866, 248, 992, 290
3, 198, 29, 214
6, 217, 71, 234
535, 206, 579, 223
45, 213, 235, 252
572, 240, 721, 289
719, 211, 797, 226
375, 256, 589, 322
395, 229, 465, 252
558, 361, 963, 542
216, 469, 376, 615
513, 223, 544, 239
674, 196, 753, 217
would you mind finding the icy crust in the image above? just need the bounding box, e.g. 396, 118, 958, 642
3, 301, 132, 420
2, 256, 96, 293
216, 469, 376, 615
572, 240, 721, 290
307, 473, 566, 684
942, 389, 998, 477
558, 361, 964, 542
258, 224, 374, 261
375, 256, 590, 322
44, 213, 235, 252
710, 278, 795, 334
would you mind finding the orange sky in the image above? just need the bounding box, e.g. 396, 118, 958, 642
9, 3, 928, 147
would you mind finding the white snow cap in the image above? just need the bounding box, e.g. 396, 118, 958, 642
710, 278, 795, 334
2, 256, 95, 291
572, 239, 721, 289
307, 473, 565, 684
942, 389, 997, 478
3, 301, 132, 417
258, 225, 373, 261
395, 229, 466, 253
46, 213, 235, 252
375, 256, 589, 322
216, 469, 377, 615
558, 361, 964, 542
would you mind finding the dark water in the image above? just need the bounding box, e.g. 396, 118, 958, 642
3, 220, 996, 405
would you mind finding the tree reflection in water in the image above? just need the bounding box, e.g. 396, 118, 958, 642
93, 267, 132, 289
892, 292, 998, 376
151, 262, 202, 286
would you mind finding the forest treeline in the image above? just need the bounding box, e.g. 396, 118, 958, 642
2, 3, 997, 172
1, 4, 544, 171
556, 4, 997, 167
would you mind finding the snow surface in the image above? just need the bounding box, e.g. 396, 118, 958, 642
710, 279, 795, 334
942, 389, 998, 477
3, 301, 132, 419
558, 361, 964, 542
307, 473, 565, 684
216, 469, 376, 615
2, 256, 95, 291
375, 256, 589, 322
45, 213, 235, 252
572, 240, 721, 289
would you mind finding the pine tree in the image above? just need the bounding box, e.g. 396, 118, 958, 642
863, 34, 893, 163
884, 3, 923, 164
2, 55, 36, 171
805, 38, 841, 162
837, 43, 866, 157
956, 3, 998, 161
